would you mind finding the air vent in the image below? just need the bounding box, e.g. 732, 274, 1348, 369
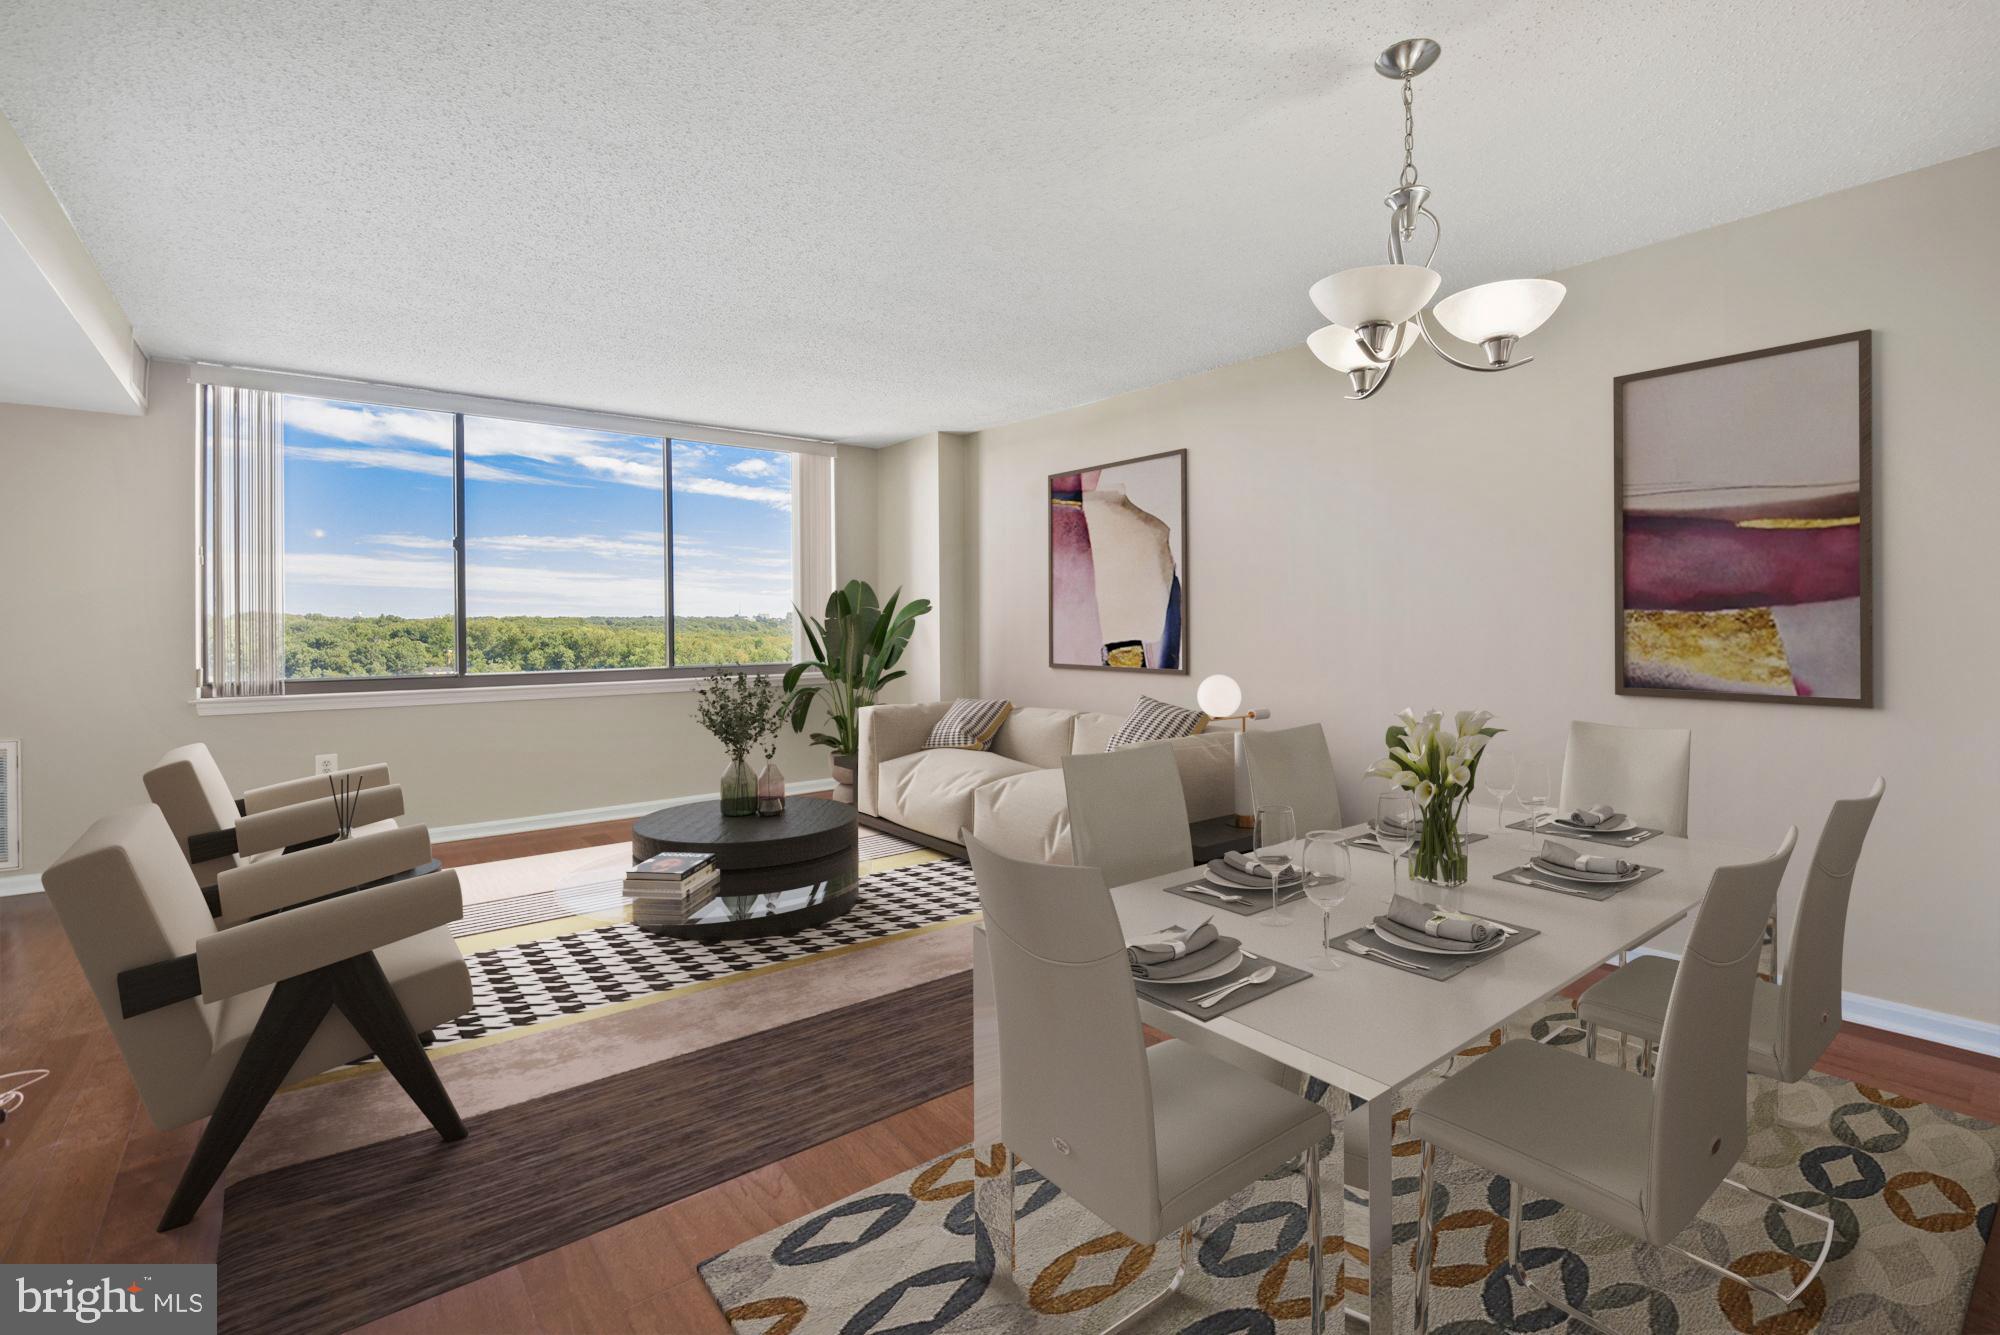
0, 740, 18, 872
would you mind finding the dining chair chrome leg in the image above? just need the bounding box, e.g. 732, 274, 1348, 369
1641, 1040, 1658, 1077
1617, 949, 1629, 968
1583, 1022, 1598, 1061
1412, 1141, 1437, 1333
1660, 1178, 1836, 1304
1101, 1221, 1195, 1335
1500, 1177, 1614, 1333
1305, 1140, 1326, 1335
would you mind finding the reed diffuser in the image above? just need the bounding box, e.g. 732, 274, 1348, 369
327, 773, 363, 839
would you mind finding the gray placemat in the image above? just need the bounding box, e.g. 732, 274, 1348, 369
1136, 953, 1311, 1018
1337, 829, 1487, 854
1328, 915, 1539, 981
1162, 878, 1309, 916
1506, 818, 1661, 846
1493, 863, 1664, 901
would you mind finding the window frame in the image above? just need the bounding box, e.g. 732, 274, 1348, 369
200, 380, 809, 697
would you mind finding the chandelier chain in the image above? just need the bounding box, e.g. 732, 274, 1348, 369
1399, 75, 1418, 188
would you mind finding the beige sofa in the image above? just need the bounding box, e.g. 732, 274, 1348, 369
856, 701, 1235, 862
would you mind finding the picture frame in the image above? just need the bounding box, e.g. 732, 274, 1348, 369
1047, 448, 1189, 673
1613, 331, 1873, 706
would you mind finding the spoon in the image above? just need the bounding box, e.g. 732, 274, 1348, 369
1195, 965, 1277, 1008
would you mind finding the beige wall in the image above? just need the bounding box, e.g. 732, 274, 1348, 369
968, 148, 2000, 1028
869, 430, 971, 702
0, 367, 875, 876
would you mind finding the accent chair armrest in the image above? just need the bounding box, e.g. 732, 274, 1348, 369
230, 784, 406, 858
856, 702, 950, 816
195, 868, 462, 1001
240, 763, 393, 815
214, 823, 433, 925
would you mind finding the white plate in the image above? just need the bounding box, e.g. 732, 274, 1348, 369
1370, 923, 1507, 956
1529, 856, 1643, 884
1551, 814, 1636, 834
1136, 948, 1244, 985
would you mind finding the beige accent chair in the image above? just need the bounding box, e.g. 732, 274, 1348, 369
144, 743, 406, 898
1559, 721, 1693, 837
1409, 828, 1826, 1331
1578, 779, 1884, 1080
42, 806, 473, 1230
967, 832, 1332, 1333
857, 701, 1233, 861
1241, 724, 1344, 834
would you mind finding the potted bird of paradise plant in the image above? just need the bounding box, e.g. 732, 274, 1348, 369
783, 581, 931, 802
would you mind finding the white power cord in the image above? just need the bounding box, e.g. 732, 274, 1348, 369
0, 1069, 50, 1124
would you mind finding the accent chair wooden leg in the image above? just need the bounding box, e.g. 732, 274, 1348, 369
159, 969, 336, 1231
329, 952, 466, 1141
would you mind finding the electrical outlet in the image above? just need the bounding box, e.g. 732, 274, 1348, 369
315, 753, 339, 776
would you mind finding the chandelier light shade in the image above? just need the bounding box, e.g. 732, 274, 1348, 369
1432, 278, 1567, 345
1307, 265, 1441, 330
1305, 38, 1565, 399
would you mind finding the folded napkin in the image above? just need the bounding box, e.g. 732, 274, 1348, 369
1385, 893, 1493, 943
1536, 840, 1633, 876
1223, 851, 1299, 882
1377, 811, 1417, 832
1128, 924, 1239, 980
1563, 803, 1619, 828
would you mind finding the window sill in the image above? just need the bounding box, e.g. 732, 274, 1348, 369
193, 674, 740, 715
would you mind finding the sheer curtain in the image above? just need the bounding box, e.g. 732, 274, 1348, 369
201, 383, 286, 695
791, 451, 836, 660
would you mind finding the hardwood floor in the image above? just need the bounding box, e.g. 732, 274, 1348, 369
3, 819, 1996, 1334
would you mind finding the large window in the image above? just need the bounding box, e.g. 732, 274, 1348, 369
245, 388, 811, 692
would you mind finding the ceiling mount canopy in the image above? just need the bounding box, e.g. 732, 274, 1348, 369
1306, 38, 1565, 401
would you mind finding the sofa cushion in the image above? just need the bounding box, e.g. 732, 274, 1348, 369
972, 766, 1074, 865
924, 698, 1014, 751
877, 749, 1040, 842
989, 706, 1077, 770
1168, 732, 1237, 823
1072, 711, 1123, 754
1105, 696, 1209, 750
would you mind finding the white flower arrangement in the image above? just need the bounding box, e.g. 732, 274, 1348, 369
1368, 708, 1503, 884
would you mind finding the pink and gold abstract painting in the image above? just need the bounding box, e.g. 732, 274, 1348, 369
1615, 332, 1872, 705
1049, 450, 1187, 672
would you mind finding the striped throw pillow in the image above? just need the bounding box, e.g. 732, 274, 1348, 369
924, 698, 1014, 751
1105, 697, 1209, 751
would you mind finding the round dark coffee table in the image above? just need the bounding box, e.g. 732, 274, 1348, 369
629, 799, 859, 940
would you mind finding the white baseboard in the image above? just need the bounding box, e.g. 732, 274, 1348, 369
1628, 946, 2000, 1058
0, 780, 839, 900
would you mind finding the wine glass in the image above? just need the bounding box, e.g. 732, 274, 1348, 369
1300, 832, 1351, 970
1519, 758, 1553, 849
1375, 791, 1416, 898
1253, 805, 1297, 924
1482, 749, 1518, 837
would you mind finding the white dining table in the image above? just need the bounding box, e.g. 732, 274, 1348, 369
971, 818, 1764, 1330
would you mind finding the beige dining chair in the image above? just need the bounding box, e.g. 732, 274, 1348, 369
1241, 724, 1344, 833
42, 806, 473, 1230
1409, 828, 1823, 1332
144, 742, 406, 900
968, 833, 1333, 1333
1559, 721, 1692, 837
1577, 779, 1885, 1082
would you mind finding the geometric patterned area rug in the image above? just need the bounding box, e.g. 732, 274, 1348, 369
699, 998, 2000, 1333
430, 856, 978, 1046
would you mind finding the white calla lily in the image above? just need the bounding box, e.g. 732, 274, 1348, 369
1450, 763, 1473, 787
1365, 758, 1401, 780
1414, 780, 1437, 805
1455, 710, 1493, 738
1394, 770, 1419, 789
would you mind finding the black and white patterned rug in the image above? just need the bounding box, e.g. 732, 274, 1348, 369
432, 856, 977, 1046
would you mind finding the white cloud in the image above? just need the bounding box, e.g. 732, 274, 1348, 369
364, 533, 452, 551
726, 456, 779, 478
674, 476, 792, 509
282, 398, 451, 450
310, 528, 327, 540
282, 398, 663, 489
285, 443, 546, 485
469, 532, 663, 561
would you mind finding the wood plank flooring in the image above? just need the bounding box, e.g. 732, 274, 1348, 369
2, 819, 1995, 1334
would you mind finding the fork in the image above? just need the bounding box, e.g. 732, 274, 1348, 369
1183, 885, 1249, 904
1344, 941, 1435, 973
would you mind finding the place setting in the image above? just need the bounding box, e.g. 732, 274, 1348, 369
1163, 805, 1314, 916
1493, 839, 1665, 901
1125, 918, 1309, 1019
1507, 801, 1663, 847
1323, 892, 1539, 982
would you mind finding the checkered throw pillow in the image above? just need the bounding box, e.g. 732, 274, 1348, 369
924, 698, 1014, 751
1105, 696, 1209, 750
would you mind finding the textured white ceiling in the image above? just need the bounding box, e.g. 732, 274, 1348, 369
2, 1, 1996, 443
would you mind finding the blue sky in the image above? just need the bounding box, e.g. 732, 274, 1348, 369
281, 397, 794, 619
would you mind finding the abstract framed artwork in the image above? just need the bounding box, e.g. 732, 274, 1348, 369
1049, 449, 1188, 673
1614, 330, 1873, 706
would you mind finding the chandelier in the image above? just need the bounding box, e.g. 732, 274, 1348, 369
1307, 38, 1564, 400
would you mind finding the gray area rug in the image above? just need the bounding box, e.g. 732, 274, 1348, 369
701, 998, 2000, 1333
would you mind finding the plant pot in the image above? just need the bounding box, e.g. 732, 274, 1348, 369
719, 757, 758, 817
829, 752, 857, 805
756, 760, 787, 816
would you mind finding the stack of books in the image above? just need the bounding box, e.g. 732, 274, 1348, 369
623, 851, 721, 927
